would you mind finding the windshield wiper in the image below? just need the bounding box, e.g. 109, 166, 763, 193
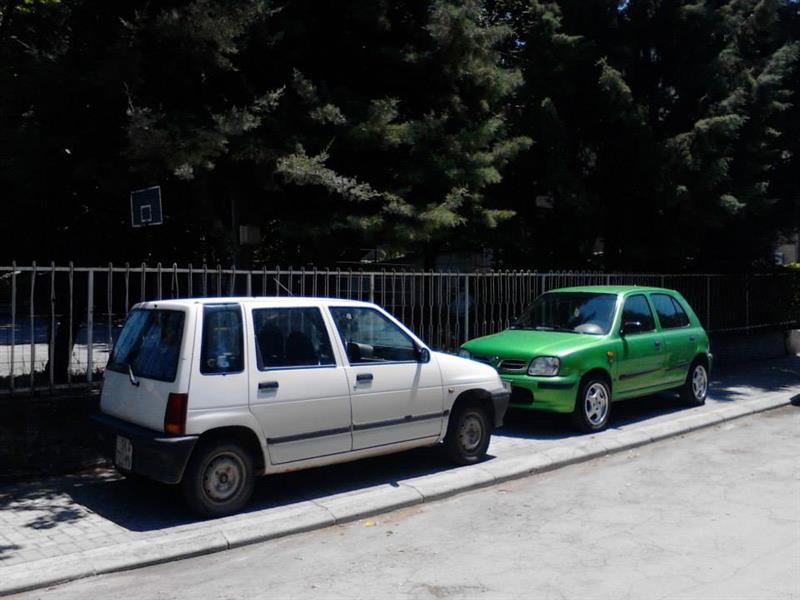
128, 364, 140, 387
535, 325, 581, 334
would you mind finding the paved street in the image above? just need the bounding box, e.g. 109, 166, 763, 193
14, 402, 799, 600
0, 357, 798, 595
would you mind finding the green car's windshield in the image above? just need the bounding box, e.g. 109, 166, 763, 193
512, 292, 617, 335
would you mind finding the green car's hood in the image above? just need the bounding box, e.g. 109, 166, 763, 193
462, 329, 605, 359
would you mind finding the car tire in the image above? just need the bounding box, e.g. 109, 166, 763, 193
181, 441, 255, 518
443, 400, 492, 465
680, 360, 708, 406
572, 377, 612, 433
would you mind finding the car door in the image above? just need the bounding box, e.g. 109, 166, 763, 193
328, 305, 444, 450
247, 305, 352, 465
650, 293, 695, 386
616, 294, 666, 394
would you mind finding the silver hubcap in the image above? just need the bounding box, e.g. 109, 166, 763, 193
459, 414, 484, 453
692, 365, 708, 400
584, 383, 609, 426
203, 454, 243, 503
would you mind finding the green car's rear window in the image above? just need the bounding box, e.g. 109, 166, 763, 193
513, 292, 617, 335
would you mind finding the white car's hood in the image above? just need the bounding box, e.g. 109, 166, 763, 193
433, 351, 502, 388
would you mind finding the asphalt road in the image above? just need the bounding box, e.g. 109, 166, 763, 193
15, 404, 800, 600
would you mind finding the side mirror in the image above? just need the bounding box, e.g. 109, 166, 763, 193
620, 320, 643, 336
416, 346, 431, 363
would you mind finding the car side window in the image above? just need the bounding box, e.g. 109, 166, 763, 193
252, 307, 335, 369
329, 307, 417, 363
668, 297, 690, 327
652, 294, 690, 329
621, 294, 656, 333
201, 305, 244, 374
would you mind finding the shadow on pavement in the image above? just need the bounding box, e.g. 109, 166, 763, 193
0, 544, 21, 562
59, 445, 461, 532
708, 356, 800, 401
0, 356, 797, 535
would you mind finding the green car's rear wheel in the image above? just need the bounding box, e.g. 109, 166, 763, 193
572, 377, 611, 432
680, 361, 708, 406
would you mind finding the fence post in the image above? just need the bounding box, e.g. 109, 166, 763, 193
107, 263, 113, 373
140, 262, 146, 303
745, 274, 750, 330
10, 261, 16, 394
463, 274, 470, 345
87, 269, 94, 385
50, 261, 56, 392
30, 261, 36, 391
68, 262, 74, 386
369, 272, 375, 304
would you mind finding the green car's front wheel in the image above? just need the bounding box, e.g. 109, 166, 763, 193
572, 377, 611, 432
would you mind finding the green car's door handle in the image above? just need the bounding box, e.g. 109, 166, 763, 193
689, 336, 697, 342
654, 340, 662, 348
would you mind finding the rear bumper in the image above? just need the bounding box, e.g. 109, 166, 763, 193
490, 388, 511, 428
91, 413, 198, 484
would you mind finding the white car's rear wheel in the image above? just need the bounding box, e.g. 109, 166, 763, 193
182, 441, 255, 518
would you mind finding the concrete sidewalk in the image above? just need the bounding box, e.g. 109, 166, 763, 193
1, 357, 798, 596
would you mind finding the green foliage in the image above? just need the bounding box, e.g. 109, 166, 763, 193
0, 0, 796, 269
487, 0, 799, 271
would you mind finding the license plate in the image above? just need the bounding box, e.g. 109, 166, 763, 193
115, 435, 133, 471
502, 380, 512, 393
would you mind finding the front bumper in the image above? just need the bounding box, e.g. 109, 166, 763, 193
490, 388, 511, 428
501, 374, 579, 413
92, 413, 199, 484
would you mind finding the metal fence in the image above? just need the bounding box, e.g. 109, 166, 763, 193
1, 262, 798, 396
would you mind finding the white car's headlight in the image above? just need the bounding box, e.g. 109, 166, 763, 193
528, 356, 560, 376
458, 348, 471, 359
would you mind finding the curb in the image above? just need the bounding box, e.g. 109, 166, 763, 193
0, 394, 792, 596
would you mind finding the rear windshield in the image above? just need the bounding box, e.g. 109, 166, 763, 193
107, 309, 185, 382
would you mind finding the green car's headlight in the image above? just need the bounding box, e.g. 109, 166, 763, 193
528, 356, 560, 376
458, 348, 472, 359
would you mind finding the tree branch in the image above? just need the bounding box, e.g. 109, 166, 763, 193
0, 0, 21, 40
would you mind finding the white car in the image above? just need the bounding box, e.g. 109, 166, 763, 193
94, 297, 509, 517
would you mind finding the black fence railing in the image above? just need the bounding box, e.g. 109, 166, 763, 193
1, 263, 797, 396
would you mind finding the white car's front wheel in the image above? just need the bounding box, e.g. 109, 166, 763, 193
444, 400, 492, 465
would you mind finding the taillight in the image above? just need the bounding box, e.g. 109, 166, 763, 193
164, 393, 188, 435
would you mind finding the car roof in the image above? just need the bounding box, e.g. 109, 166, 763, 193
546, 285, 678, 295
134, 297, 376, 309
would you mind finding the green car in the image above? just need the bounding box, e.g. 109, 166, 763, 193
459, 286, 712, 432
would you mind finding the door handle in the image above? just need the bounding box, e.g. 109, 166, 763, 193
653, 341, 662, 348
689, 336, 697, 342
258, 381, 279, 390
356, 373, 374, 383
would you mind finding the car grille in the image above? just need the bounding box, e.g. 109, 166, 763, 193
498, 359, 527, 372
